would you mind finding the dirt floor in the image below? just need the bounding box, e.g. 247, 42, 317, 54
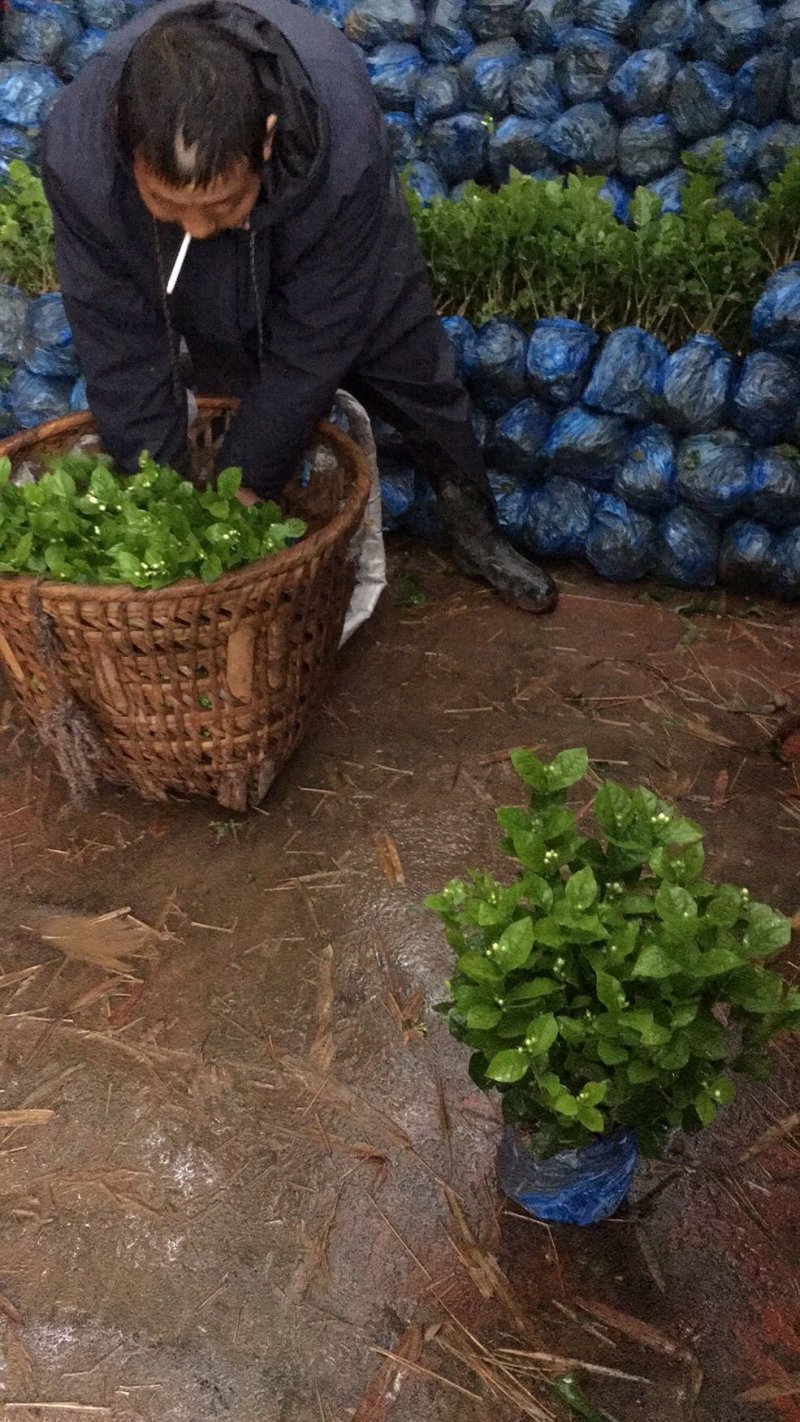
0, 543, 799, 1422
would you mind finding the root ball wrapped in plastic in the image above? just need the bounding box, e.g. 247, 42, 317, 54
689, 119, 760, 176
487, 396, 551, 476
586, 492, 658, 579
520, 0, 558, 48
77, 0, 131, 28
669, 60, 734, 139
719, 177, 763, 214
543, 403, 630, 482
69, 376, 88, 413
677, 429, 754, 516
618, 112, 678, 179
459, 39, 520, 116
441, 314, 478, 379
384, 111, 420, 166
575, 0, 646, 37
0, 60, 61, 127
720, 518, 778, 587
0, 283, 31, 365
488, 469, 534, 540
306, 0, 353, 27
750, 446, 800, 525
414, 65, 460, 123
732, 349, 800, 443
3, 0, 80, 67
60, 26, 108, 79
511, 56, 564, 118
469, 318, 528, 413
662, 333, 735, 431
734, 46, 789, 125
756, 119, 800, 180
546, 100, 619, 171
425, 112, 489, 183
555, 27, 626, 102
608, 46, 679, 115
599, 173, 631, 219
615, 424, 678, 511
488, 115, 550, 178
648, 164, 687, 210
772, 525, 800, 597
693, 0, 768, 70
379, 465, 418, 531
768, 0, 800, 52
526, 317, 599, 404
421, 0, 474, 63
24, 292, 79, 380
345, 0, 424, 46
583, 325, 666, 420
465, 0, 527, 39
786, 53, 800, 117
8, 366, 73, 429
522, 473, 597, 555
404, 157, 448, 202
654, 504, 720, 586
637, 0, 699, 48
367, 42, 427, 110
0, 124, 38, 177
751, 262, 800, 355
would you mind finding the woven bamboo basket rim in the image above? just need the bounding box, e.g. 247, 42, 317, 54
0, 399, 372, 603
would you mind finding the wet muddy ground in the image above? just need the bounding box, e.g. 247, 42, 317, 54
0, 544, 798, 1422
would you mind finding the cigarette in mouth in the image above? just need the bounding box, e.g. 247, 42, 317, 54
166, 232, 191, 295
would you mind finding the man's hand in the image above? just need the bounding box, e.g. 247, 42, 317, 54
236, 486, 262, 507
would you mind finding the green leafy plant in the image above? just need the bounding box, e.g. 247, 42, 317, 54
427, 749, 799, 1158
0, 452, 306, 588
0, 161, 57, 294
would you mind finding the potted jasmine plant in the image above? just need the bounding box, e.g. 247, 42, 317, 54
427, 749, 800, 1225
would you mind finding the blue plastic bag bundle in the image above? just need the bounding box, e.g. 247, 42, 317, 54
24, 292, 79, 380
405, 476, 445, 540
718, 177, 764, 215
734, 46, 789, 125
757, 119, 800, 180
3, 0, 80, 67
648, 164, 687, 209
383, 111, 420, 166
487, 395, 551, 475
654, 504, 720, 586
0, 60, 62, 127
618, 112, 678, 179
732, 349, 800, 442
599, 173, 631, 218
750, 446, 800, 525
543, 403, 630, 481
404, 157, 448, 201
459, 39, 521, 115
77, 0, 131, 27
0, 124, 38, 177
345, 0, 424, 46
519, 0, 558, 50
497, 1125, 639, 1226
689, 119, 760, 176
751, 262, 800, 355
546, 100, 619, 170
719, 518, 778, 586
661, 332, 735, 430
69, 375, 88, 413
526, 316, 599, 404
575, 0, 645, 37
465, 0, 527, 39
366, 42, 427, 110
488, 115, 550, 178
583, 325, 666, 420
421, 0, 475, 62
637, 0, 699, 48
608, 47, 679, 114
550, 0, 581, 44
772, 526, 800, 598
694, 0, 767, 70
586, 492, 658, 578
488, 467, 534, 538
441, 313, 478, 379
522, 473, 596, 554
306, 0, 352, 26
668, 61, 734, 138
677, 430, 753, 515
615, 423, 677, 510
469, 318, 528, 412
511, 56, 564, 118
379, 464, 418, 530
0, 284, 31, 366
8, 366, 73, 428
426, 112, 489, 182
768, 0, 800, 51
60, 26, 108, 78
414, 65, 460, 123
786, 53, 800, 117
555, 27, 625, 102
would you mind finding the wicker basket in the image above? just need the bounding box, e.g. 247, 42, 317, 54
0, 399, 371, 809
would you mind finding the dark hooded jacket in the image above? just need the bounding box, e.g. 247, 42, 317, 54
42, 0, 475, 493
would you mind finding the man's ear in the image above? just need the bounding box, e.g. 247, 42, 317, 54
263, 114, 278, 161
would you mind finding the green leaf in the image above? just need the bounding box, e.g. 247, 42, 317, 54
595, 970, 626, 1011
688, 946, 742, 978
216, 467, 243, 500
594, 781, 634, 836
457, 953, 503, 987
655, 884, 698, 927
547, 747, 588, 790
466, 1003, 503, 1030
627, 1059, 658, 1084
506, 977, 559, 1003
695, 1090, 718, 1126
632, 943, 676, 979
525, 1011, 559, 1055
708, 1075, 736, 1106
597, 1039, 628, 1066
494, 916, 534, 971
510, 749, 548, 791
578, 1081, 608, 1106
566, 866, 597, 911
577, 1102, 605, 1133
553, 1091, 579, 1118
746, 902, 791, 958
486, 1049, 530, 1083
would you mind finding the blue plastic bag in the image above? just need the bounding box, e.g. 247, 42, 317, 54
615, 423, 677, 511
405, 476, 445, 540
459, 39, 521, 115
608, 46, 679, 114
734, 46, 789, 125
618, 113, 678, 179
544, 404, 630, 481
756, 119, 800, 180
520, 0, 558, 50
750, 446, 800, 525
661, 333, 735, 432
0, 123, 38, 177
677, 430, 753, 515
647, 165, 687, 210
24, 292, 79, 380
497, 1125, 639, 1226
404, 157, 449, 201
426, 112, 489, 182
69, 375, 88, 413
575, 0, 645, 36
511, 56, 564, 118
526, 317, 599, 404
720, 518, 778, 587
773, 526, 800, 598
441, 313, 478, 379
668, 60, 734, 138
60, 26, 108, 78
751, 262, 800, 355
0, 60, 61, 127
306, 0, 352, 26
0, 284, 31, 365
694, 0, 767, 70
414, 65, 460, 123
384, 111, 420, 167
546, 100, 619, 171
3, 0, 80, 67
367, 42, 427, 110
654, 504, 720, 586
488, 468, 534, 539
77, 0, 131, 27
587, 492, 658, 578
555, 27, 625, 103
722, 176, 765, 213
768, 0, 800, 51
379, 464, 418, 530
637, 0, 699, 48
421, 0, 475, 62
599, 173, 631, 219
583, 326, 666, 420
732, 350, 800, 443
469, 318, 528, 413
522, 473, 596, 554
465, 0, 527, 39
689, 119, 760, 176
489, 115, 550, 177
345, 0, 424, 45
8, 366, 73, 428
488, 396, 551, 476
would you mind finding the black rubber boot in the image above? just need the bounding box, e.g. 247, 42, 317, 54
435, 476, 558, 614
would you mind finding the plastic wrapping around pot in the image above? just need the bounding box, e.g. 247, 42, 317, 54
489, 114, 550, 178
661, 333, 735, 431
511, 55, 564, 118
426, 112, 489, 182
459, 38, 520, 115
546, 100, 619, 171
3, 0, 80, 66
599, 173, 631, 219
719, 178, 764, 215
414, 64, 460, 123
677, 429, 754, 515
637, 0, 699, 48
379, 464, 417, 530
497, 1125, 639, 1226
689, 119, 760, 176
0, 284, 31, 366
487, 395, 551, 476
693, 0, 767, 70
384, 111, 420, 167
648, 164, 687, 210
654, 503, 720, 586
751, 262, 800, 355
587, 491, 658, 578
732, 349, 800, 443
618, 112, 678, 179
555, 27, 625, 103
583, 326, 666, 421
720, 518, 778, 587
773, 526, 800, 598
750, 446, 800, 525
520, 0, 558, 50
469, 318, 528, 413
575, 0, 645, 37
7, 366, 73, 428
345, 0, 424, 46
367, 42, 427, 110
527, 317, 600, 405
69, 376, 89, 414
734, 46, 789, 124
544, 404, 630, 482
0, 60, 62, 127
307, 0, 352, 27
756, 118, 800, 180
465, 0, 527, 39
522, 473, 597, 555
608, 46, 679, 114
77, 0, 131, 27
421, 0, 475, 62
768, 0, 800, 51
488, 467, 535, 537
60, 26, 108, 78
441, 313, 478, 379
0, 123, 38, 177
668, 61, 734, 139
25, 342, 80, 380
404, 157, 449, 201
615, 423, 678, 511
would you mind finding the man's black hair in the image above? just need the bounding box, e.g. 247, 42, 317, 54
117, 14, 273, 187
